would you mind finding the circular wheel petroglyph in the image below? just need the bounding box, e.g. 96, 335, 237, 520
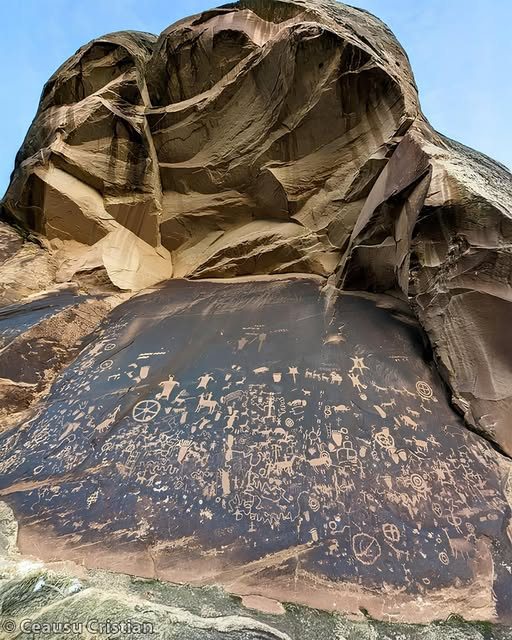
382, 523, 400, 543
375, 429, 395, 450
132, 400, 161, 423
416, 380, 433, 399
352, 533, 381, 565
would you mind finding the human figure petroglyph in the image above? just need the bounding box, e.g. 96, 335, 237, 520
427, 434, 441, 447
288, 366, 299, 383
197, 373, 214, 389
349, 356, 369, 375
156, 374, 180, 400
348, 372, 367, 393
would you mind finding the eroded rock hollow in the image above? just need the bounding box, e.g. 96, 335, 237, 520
1, 0, 512, 632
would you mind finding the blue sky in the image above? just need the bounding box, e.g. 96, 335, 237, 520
0, 0, 510, 195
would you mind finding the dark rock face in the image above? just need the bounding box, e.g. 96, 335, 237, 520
1, 0, 512, 630
1, 277, 511, 622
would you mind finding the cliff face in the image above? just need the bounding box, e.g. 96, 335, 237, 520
1, 0, 512, 631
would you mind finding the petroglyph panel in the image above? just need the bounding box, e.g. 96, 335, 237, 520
0, 277, 511, 620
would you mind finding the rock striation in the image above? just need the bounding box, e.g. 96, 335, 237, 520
1, 0, 512, 632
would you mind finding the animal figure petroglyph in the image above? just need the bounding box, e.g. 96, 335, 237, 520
308, 452, 332, 467
253, 367, 269, 374
270, 456, 298, 474
196, 393, 219, 414
223, 390, 243, 404
96, 405, 121, 433
330, 371, 343, 384
405, 437, 428, 453
401, 415, 419, 430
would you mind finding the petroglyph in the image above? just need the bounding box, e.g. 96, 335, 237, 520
0, 279, 510, 619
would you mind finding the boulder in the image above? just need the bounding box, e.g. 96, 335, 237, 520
1, 0, 512, 631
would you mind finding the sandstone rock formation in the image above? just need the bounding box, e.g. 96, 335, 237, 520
1, 0, 512, 634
